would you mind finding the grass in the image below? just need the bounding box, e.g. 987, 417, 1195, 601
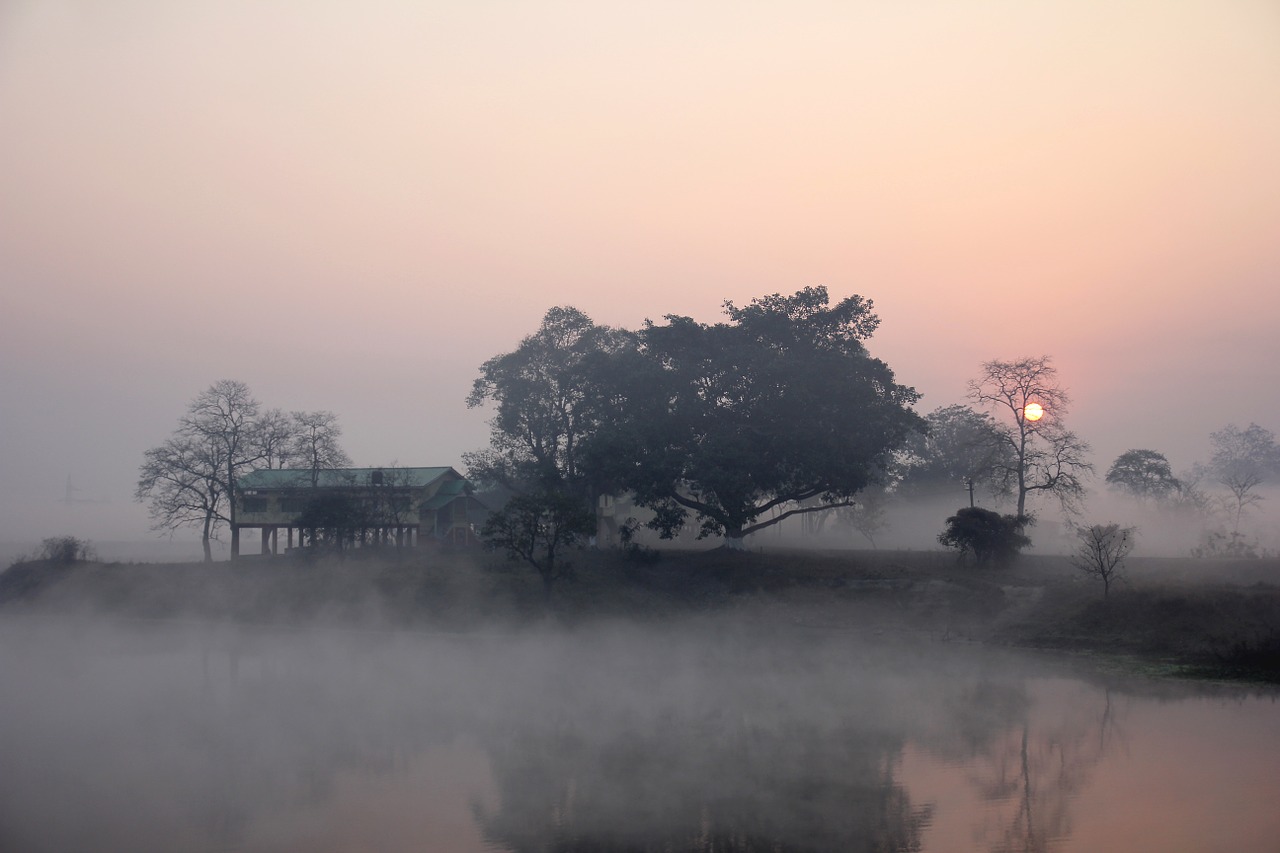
3, 545, 1278, 681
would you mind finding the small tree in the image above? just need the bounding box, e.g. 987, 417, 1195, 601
831, 489, 889, 548
1105, 450, 1180, 501
1069, 523, 1135, 598
938, 507, 1030, 567
482, 490, 596, 602
1208, 423, 1279, 534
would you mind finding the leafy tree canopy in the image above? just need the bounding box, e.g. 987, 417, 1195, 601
594, 286, 924, 546
895, 404, 1014, 499
466, 306, 634, 496
1105, 449, 1180, 500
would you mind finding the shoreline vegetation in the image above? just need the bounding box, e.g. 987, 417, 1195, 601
2, 548, 1278, 684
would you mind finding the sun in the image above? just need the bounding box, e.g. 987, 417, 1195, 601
1023, 403, 1044, 422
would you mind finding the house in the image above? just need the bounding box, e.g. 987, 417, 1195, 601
232, 467, 485, 557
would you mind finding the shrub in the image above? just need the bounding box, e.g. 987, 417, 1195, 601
938, 507, 1030, 567
38, 536, 97, 564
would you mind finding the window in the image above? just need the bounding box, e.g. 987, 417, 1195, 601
242, 498, 268, 513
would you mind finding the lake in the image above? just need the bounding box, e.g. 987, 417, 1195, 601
1, 614, 1276, 852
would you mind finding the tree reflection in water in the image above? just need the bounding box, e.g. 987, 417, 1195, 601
474, 714, 931, 852
11, 617, 1261, 853
959, 681, 1127, 853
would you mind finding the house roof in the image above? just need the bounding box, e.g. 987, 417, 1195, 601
418, 478, 476, 509
239, 467, 463, 490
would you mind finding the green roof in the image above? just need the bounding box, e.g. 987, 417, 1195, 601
239, 467, 461, 490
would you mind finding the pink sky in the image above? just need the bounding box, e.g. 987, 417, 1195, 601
2, 0, 1278, 545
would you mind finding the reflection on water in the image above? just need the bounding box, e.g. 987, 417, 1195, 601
0, 615, 1276, 852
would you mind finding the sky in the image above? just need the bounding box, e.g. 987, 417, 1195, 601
2, 0, 1279, 546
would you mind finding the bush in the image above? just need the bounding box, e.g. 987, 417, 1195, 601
938, 507, 1030, 567
38, 536, 97, 564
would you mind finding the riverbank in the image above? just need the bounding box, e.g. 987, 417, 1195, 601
2, 547, 1278, 682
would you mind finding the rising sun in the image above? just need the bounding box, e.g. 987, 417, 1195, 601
1023, 403, 1044, 421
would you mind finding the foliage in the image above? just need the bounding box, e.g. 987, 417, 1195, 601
938, 506, 1031, 567
967, 355, 1093, 518
481, 489, 596, 601
294, 493, 370, 552
1105, 449, 1180, 501
595, 286, 924, 547
292, 467, 419, 555
1208, 423, 1279, 533
895, 404, 1014, 500
466, 306, 633, 497
1069, 523, 1135, 598
38, 536, 97, 564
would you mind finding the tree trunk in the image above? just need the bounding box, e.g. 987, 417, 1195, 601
201, 513, 213, 563
228, 458, 238, 561
722, 533, 747, 551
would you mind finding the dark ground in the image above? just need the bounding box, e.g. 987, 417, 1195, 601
3, 546, 1278, 682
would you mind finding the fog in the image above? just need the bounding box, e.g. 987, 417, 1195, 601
2, 605, 1277, 852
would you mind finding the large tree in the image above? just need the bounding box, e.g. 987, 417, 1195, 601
598, 287, 924, 548
1208, 422, 1279, 533
465, 306, 632, 498
967, 356, 1093, 519
466, 307, 635, 592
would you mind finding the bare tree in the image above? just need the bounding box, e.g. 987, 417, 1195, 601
252, 408, 298, 470
182, 380, 264, 558
289, 410, 353, 486
1209, 423, 1278, 534
968, 356, 1093, 519
1069, 523, 1135, 598
136, 433, 229, 562
137, 380, 267, 560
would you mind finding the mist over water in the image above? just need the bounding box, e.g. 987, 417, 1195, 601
1, 611, 1277, 852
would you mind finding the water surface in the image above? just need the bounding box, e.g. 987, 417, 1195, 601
1, 615, 1276, 852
